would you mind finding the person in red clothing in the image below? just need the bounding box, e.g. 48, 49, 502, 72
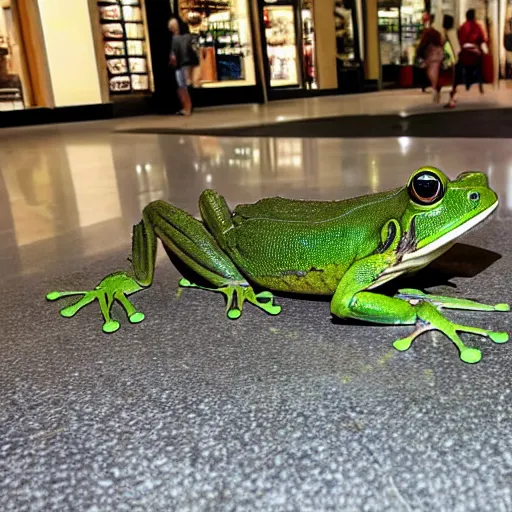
416, 13, 445, 103
446, 9, 486, 107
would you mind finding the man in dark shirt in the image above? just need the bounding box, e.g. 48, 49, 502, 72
169, 18, 192, 115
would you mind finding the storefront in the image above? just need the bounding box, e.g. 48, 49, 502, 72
0, 0, 31, 111
335, 0, 365, 92
375, 0, 511, 88
94, 0, 154, 97
260, 0, 316, 90
0, 0, 369, 126
377, 0, 425, 86
1, 0, 112, 125
164, 0, 363, 105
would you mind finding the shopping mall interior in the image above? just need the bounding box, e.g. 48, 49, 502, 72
1, 0, 512, 118
2, 0, 512, 510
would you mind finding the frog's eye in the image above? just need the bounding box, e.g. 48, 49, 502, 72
408, 171, 444, 205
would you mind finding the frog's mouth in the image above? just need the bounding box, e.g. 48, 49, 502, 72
371, 200, 498, 288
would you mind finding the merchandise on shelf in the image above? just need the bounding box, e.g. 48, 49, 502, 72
335, 0, 356, 62
197, 19, 246, 82
264, 5, 299, 86
378, 0, 423, 67
97, 0, 150, 94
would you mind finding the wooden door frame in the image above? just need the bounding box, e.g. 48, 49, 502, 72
12, 0, 54, 107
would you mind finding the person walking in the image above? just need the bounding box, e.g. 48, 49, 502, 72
446, 9, 487, 108
169, 17, 193, 116
416, 14, 445, 103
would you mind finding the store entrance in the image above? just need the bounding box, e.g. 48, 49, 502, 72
0, 0, 30, 110
258, 0, 317, 98
377, 0, 425, 88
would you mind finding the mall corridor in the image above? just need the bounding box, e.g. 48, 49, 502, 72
2, 92, 512, 510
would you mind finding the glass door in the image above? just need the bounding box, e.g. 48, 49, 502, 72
261, 0, 301, 88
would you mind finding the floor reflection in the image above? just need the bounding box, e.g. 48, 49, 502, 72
0, 126, 511, 282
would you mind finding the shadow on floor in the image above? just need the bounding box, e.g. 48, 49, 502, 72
119, 108, 512, 139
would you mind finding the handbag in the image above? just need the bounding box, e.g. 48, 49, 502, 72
441, 39, 455, 70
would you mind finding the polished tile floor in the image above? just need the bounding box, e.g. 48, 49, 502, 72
114, 80, 512, 132
2, 94, 512, 510
1, 122, 512, 279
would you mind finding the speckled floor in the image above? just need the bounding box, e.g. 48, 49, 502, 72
2, 99, 512, 511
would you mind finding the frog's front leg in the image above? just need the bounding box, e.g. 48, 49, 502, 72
330, 255, 509, 363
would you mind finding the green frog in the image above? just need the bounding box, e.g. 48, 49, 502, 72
47, 166, 509, 363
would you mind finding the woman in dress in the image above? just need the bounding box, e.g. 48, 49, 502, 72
417, 13, 445, 103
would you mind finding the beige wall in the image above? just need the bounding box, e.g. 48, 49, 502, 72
313, 0, 337, 88
37, 0, 102, 107
364, 0, 380, 81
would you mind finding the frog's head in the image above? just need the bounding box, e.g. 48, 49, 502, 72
398, 166, 498, 266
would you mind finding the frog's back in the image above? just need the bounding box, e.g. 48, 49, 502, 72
226, 187, 409, 295
233, 190, 398, 223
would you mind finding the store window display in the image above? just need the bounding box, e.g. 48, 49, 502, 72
334, 0, 356, 61
175, 0, 256, 87
0, 0, 27, 110
378, 0, 424, 67
96, 0, 153, 95
333, 0, 363, 93
259, 0, 319, 90
264, 4, 300, 86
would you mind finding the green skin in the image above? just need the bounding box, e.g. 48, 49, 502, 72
47, 166, 510, 364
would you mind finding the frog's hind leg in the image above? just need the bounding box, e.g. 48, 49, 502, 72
179, 278, 280, 318
47, 272, 145, 333
143, 200, 281, 318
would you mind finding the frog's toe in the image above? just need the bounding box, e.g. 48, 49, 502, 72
179, 278, 195, 288
489, 331, 509, 344
227, 308, 241, 320
494, 303, 510, 312
263, 303, 282, 315
46, 291, 61, 301
103, 320, 120, 333
460, 347, 482, 364
129, 311, 145, 324
393, 336, 414, 352
252, 291, 282, 315
60, 306, 76, 318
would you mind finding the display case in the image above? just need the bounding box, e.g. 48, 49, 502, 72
335, 0, 357, 62
263, 3, 300, 87
197, 18, 247, 82
400, 0, 424, 64
378, 4, 401, 66
176, 0, 256, 87
378, 0, 424, 84
96, 0, 153, 95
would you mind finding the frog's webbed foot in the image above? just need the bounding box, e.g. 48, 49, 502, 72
179, 278, 281, 319
393, 290, 509, 363
46, 271, 145, 333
